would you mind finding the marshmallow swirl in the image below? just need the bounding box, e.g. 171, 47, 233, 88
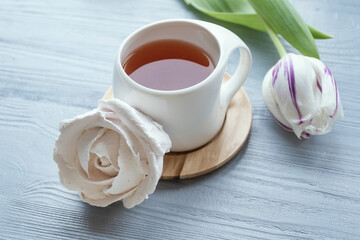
54, 99, 171, 208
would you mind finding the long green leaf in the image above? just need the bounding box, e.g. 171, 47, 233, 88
184, 0, 332, 39
307, 25, 333, 39
248, 0, 319, 58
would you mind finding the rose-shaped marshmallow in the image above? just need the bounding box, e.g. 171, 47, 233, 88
53, 99, 171, 208
263, 53, 344, 138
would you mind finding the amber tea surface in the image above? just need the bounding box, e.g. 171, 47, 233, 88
123, 39, 215, 91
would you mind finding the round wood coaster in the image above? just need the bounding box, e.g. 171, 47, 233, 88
103, 73, 252, 180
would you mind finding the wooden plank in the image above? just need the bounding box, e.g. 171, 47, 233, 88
1, 0, 360, 239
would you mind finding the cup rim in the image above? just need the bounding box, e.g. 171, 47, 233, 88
116, 19, 223, 96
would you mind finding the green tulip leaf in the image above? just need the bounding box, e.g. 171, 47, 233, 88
184, 0, 332, 40
307, 25, 333, 40
248, 0, 319, 58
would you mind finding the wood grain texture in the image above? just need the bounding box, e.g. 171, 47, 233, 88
1, 0, 360, 239
103, 73, 253, 180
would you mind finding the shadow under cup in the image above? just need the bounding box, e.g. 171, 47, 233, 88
114, 20, 230, 152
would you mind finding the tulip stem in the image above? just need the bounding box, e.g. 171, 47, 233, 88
260, 16, 287, 57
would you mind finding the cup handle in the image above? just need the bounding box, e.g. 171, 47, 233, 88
219, 30, 252, 109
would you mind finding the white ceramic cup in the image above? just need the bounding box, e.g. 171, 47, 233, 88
113, 19, 251, 152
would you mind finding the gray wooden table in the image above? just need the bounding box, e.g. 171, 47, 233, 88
1, 0, 359, 239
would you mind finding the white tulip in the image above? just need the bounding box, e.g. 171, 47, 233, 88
262, 53, 344, 138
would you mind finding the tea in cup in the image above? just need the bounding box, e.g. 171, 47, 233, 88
113, 19, 252, 151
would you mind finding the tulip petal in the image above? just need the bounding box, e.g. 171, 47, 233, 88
263, 67, 292, 130
262, 53, 343, 139
307, 57, 344, 120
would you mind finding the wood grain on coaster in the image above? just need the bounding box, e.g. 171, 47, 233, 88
104, 73, 253, 179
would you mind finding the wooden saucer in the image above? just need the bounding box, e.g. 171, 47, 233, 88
103, 73, 252, 180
